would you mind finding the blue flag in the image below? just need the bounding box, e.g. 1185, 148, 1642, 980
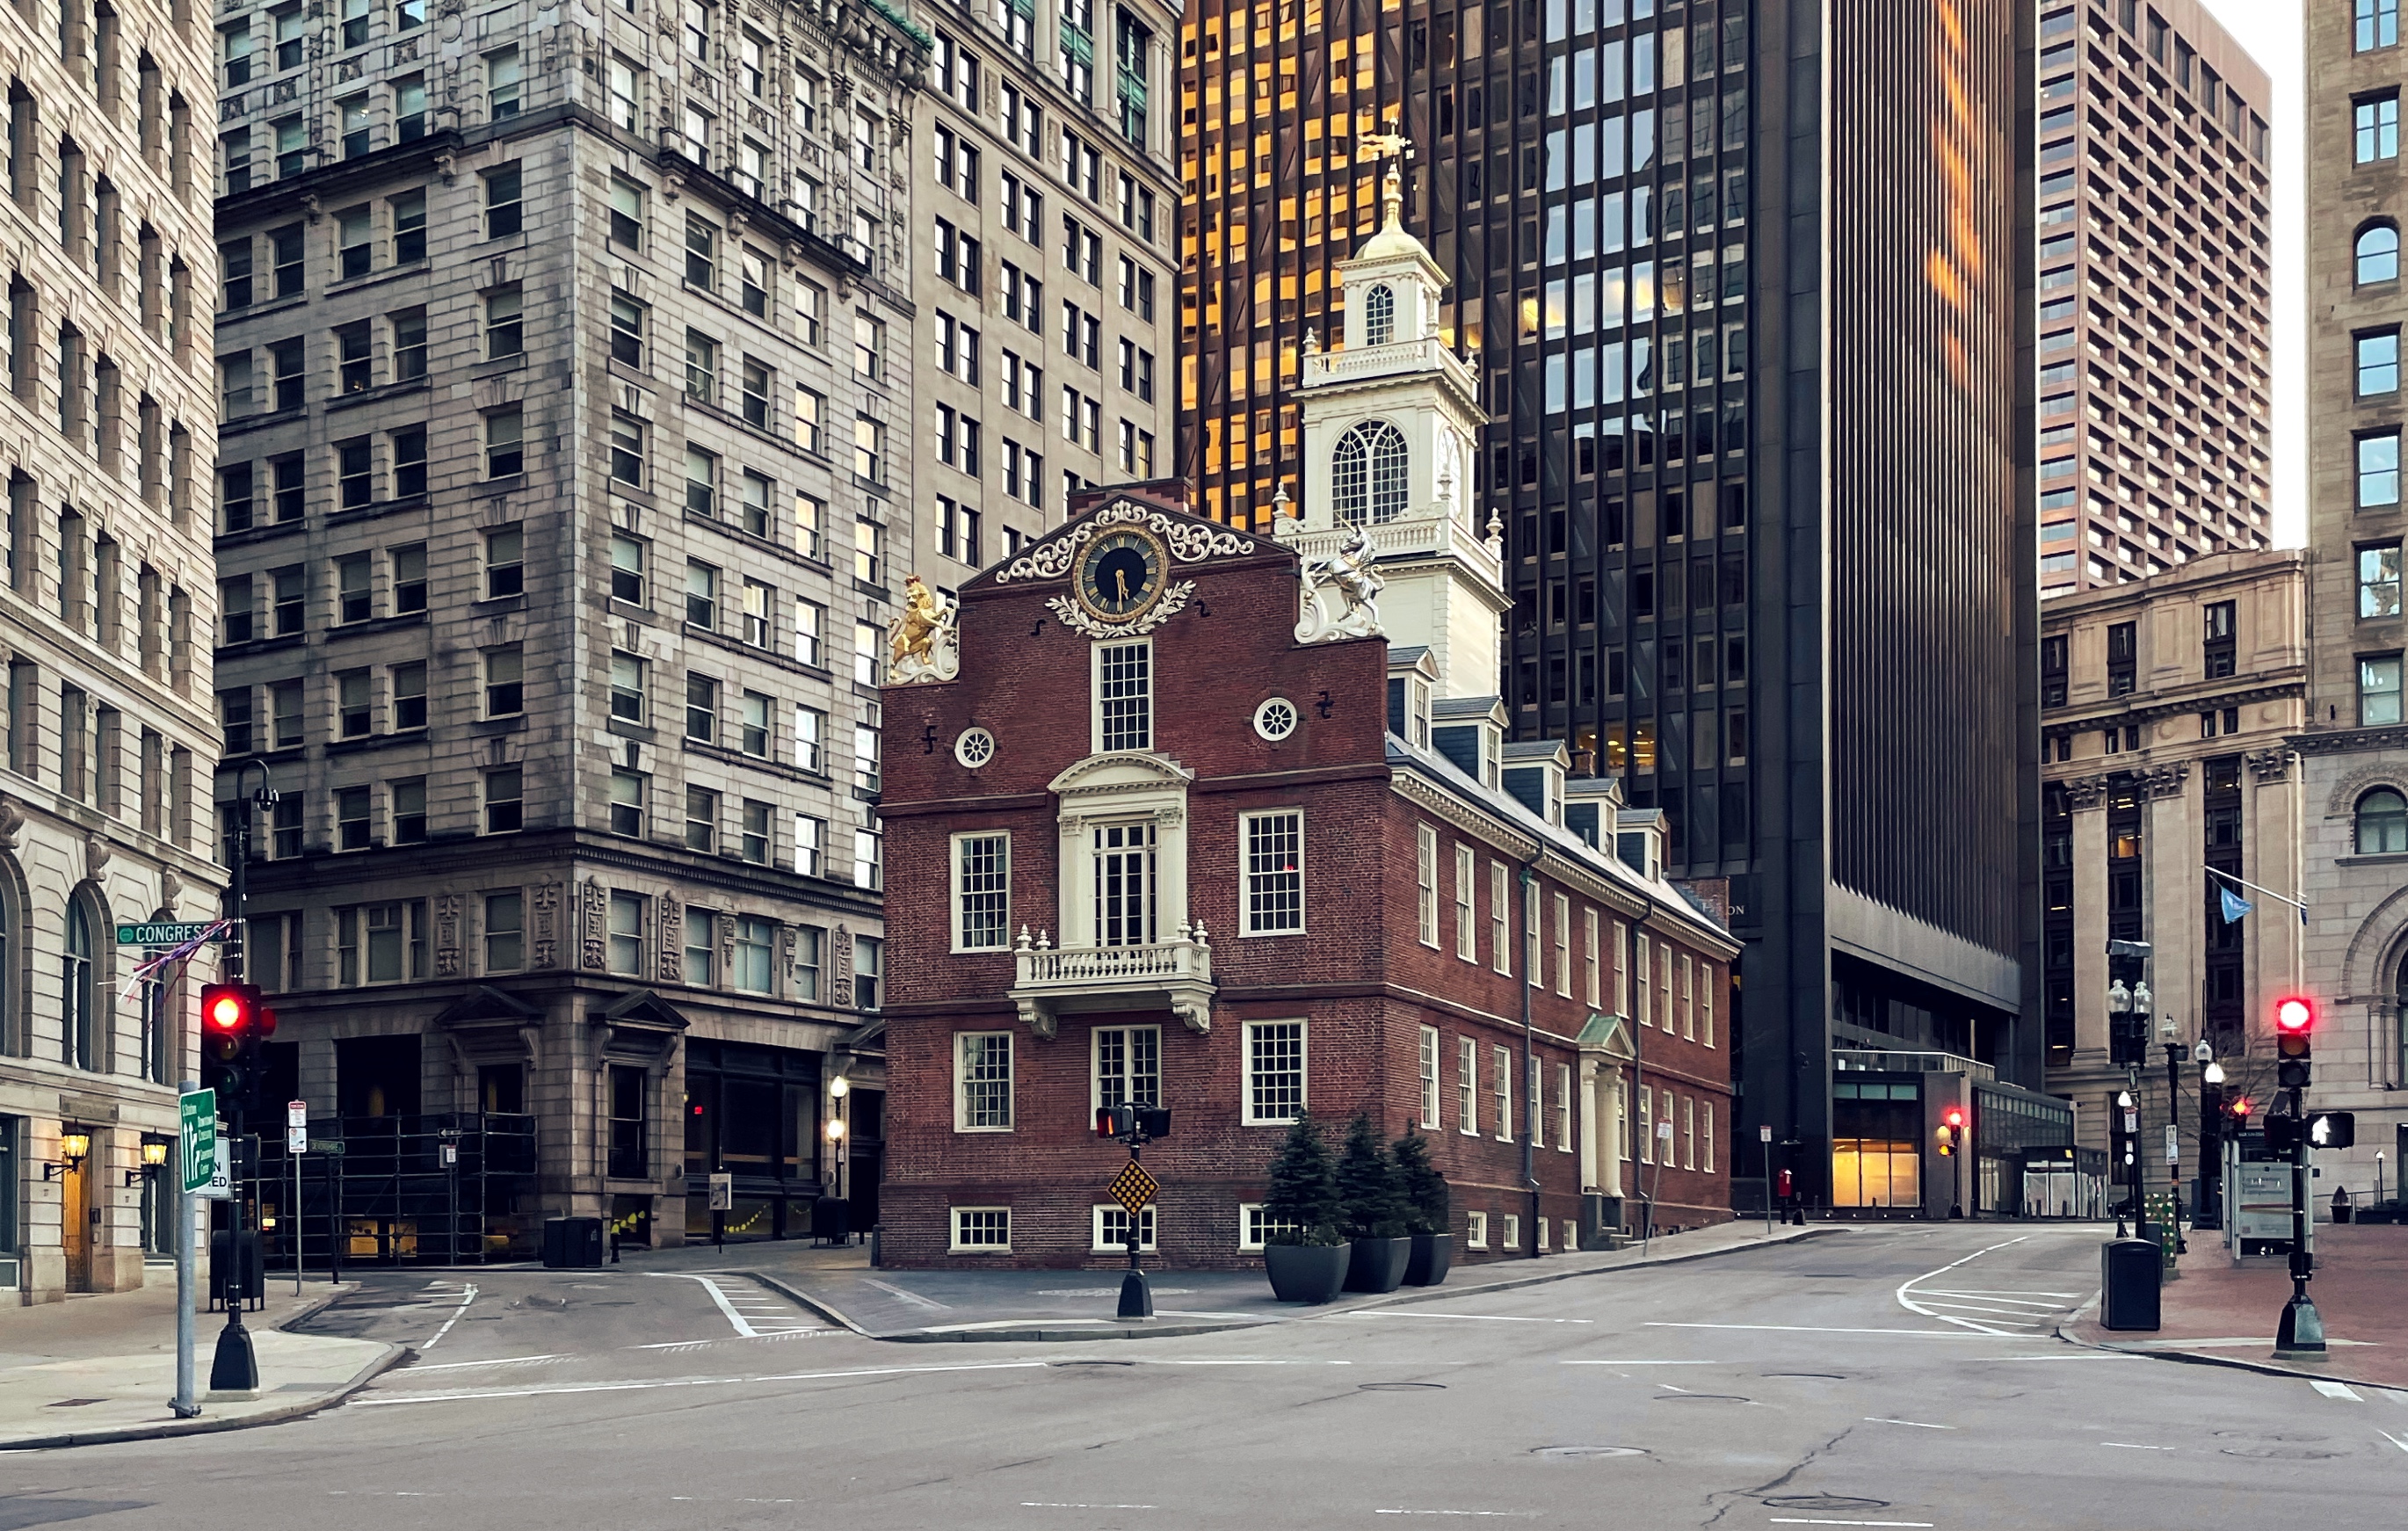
2219, 886, 2253, 925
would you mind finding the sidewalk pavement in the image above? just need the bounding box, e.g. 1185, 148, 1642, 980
2065, 1223, 2407, 1390
642, 1218, 1842, 1341
0, 1277, 400, 1450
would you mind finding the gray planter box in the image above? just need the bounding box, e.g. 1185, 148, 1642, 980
1265, 1240, 1353, 1304
1403, 1231, 1453, 1286
1344, 1235, 1412, 1294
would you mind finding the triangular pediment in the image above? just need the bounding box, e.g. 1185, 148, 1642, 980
432, 985, 545, 1030
1048, 751, 1196, 796
591, 989, 692, 1033
1576, 1012, 1636, 1061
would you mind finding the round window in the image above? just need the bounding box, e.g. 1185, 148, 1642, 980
954, 727, 997, 768
1253, 697, 1299, 742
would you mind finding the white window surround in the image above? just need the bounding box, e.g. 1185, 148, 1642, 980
1465, 1210, 1489, 1248
1090, 1023, 1161, 1116
1492, 1042, 1512, 1143
950, 830, 1012, 953
1091, 636, 1152, 753
1240, 809, 1305, 936
1043, 751, 1193, 948
1092, 1203, 1157, 1252
950, 1206, 1012, 1252
1501, 1214, 1520, 1250
954, 1030, 1014, 1131
1244, 1018, 1308, 1125
1240, 1202, 1301, 1252
1457, 1034, 1477, 1136
1417, 1024, 1440, 1128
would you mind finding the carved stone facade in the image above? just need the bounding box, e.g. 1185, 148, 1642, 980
0, 1, 227, 1303
202, 0, 900, 1252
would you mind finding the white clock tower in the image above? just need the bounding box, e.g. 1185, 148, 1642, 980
1279, 163, 1505, 701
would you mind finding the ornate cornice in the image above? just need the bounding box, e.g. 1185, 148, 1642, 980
996, 502, 1257, 586
2290, 724, 2408, 757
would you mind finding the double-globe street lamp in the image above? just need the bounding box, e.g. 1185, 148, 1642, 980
2107, 961, 2151, 1232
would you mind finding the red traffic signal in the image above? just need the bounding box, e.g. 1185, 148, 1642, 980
199, 983, 271, 1055
1943, 1107, 1967, 1131
1096, 1106, 1120, 1139
2229, 1095, 2253, 1121
2273, 996, 2315, 1048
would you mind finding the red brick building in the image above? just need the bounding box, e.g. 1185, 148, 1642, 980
875, 189, 1738, 1268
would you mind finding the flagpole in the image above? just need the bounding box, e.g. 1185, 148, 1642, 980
2202, 865, 2308, 918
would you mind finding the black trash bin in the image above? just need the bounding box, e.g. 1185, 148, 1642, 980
209, 1230, 263, 1305
542, 1216, 606, 1268
2100, 1237, 2161, 1331
810, 1196, 850, 1245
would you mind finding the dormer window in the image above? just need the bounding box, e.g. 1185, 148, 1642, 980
1480, 722, 1501, 788
1364, 281, 1396, 345
1407, 673, 1432, 749
1094, 638, 1153, 751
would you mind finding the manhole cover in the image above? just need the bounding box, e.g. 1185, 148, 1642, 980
1533, 1446, 1648, 1460
1764, 1498, 1890, 1513
1763, 1374, 1848, 1381
1653, 1393, 1750, 1402
1359, 1382, 1447, 1392
1051, 1360, 1136, 1368
2221, 1447, 2344, 1461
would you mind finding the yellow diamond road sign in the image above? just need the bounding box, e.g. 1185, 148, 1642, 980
1108, 1161, 1158, 1218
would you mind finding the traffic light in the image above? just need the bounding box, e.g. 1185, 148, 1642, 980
1934, 1107, 1966, 1157
2306, 1112, 2357, 1150
2265, 1113, 2300, 1154
1094, 1103, 1172, 1142
2273, 995, 2314, 1088
199, 982, 274, 1111
2227, 1095, 2254, 1124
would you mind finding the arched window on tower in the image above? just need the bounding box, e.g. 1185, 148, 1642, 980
2357, 787, 2408, 853
2360, 223, 2402, 287
2396, 952, 2408, 1094
1363, 282, 1396, 346
1332, 419, 1410, 525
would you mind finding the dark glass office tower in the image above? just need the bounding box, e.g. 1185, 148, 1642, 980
1182, 0, 2042, 1203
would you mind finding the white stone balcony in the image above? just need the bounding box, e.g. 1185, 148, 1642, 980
1279, 510, 1504, 591
1302, 335, 1479, 396
1009, 926, 1216, 1038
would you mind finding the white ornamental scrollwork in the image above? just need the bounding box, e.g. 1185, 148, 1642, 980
1046, 580, 1195, 639
997, 504, 1256, 584
1295, 526, 1385, 643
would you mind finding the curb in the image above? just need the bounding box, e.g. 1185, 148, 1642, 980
2053, 1311, 2400, 1394
757, 1223, 1839, 1344
0, 1341, 410, 1452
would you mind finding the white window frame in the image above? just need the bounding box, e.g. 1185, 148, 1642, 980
1702, 1100, 1715, 1172
950, 1206, 1012, 1252
1457, 1035, 1477, 1136
1529, 1053, 1543, 1147
1614, 920, 1630, 1016
1501, 1213, 1520, 1251
1465, 1210, 1489, 1248
1636, 933, 1653, 1027
1415, 824, 1440, 947
1454, 844, 1476, 961
1639, 1086, 1654, 1165
1239, 1202, 1300, 1252
1092, 1203, 1157, 1252
1240, 809, 1306, 936
1091, 1023, 1162, 1115
1489, 861, 1510, 976
1584, 909, 1600, 1008
1492, 1043, 1513, 1142
1244, 1019, 1308, 1125
1092, 636, 1152, 752
1417, 1025, 1440, 1128
1681, 954, 1695, 1040
1536, 1215, 1550, 1251
1554, 893, 1572, 998
1683, 1094, 1696, 1170
1524, 877, 1542, 989
1661, 945, 1675, 1032
1701, 961, 1716, 1047
1556, 1063, 1574, 1151
954, 1030, 1014, 1131
950, 830, 1012, 952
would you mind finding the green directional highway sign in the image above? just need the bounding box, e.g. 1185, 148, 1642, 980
178, 1090, 218, 1195
116, 921, 234, 947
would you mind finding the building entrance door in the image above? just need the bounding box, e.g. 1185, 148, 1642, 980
62, 1154, 92, 1292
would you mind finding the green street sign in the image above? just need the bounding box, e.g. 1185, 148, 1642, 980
116, 921, 233, 947
316, 1140, 346, 1157
178, 1090, 218, 1194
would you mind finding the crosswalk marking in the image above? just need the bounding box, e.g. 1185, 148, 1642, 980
2310, 1379, 2362, 1402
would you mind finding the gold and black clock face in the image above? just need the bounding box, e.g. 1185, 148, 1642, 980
1077, 528, 1167, 622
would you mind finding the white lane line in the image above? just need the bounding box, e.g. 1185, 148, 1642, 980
1897, 1236, 2039, 1337
1766, 1520, 1933, 1527
1561, 1360, 1722, 1366
1373, 1513, 1538, 1519
418, 1283, 478, 1352
2102, 1443, 2179, 1451
1646, 1323, 2013, 1339
1345, 1311, 1593, 1324
2376, 1430, 2408, 1454
409, 1353, 566, 1372
1021, 1505, 1157, 1512
1990, 1353, 2142, 1362
2381, 1390, 2408, 1407
1150, 1357, 1353, 1366
861, 1277, 949, 1310
353, 1359, 1049, 1407
648, 1273, 767, 1338
1865, 1418, 1955, 1430
2311, 1380, 2364, 1402
1922, 1288, 2083, 1300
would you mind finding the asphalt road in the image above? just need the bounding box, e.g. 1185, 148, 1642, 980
6, 1223, 2404, 1531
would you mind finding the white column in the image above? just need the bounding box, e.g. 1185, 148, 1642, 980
1599, 1063, 1626, 1200
1578, 1059, 1599, 1192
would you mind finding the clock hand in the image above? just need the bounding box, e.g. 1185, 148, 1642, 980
1115, 568, 1128, 601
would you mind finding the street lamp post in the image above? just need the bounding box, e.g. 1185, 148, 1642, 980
209, 762, 278, 1397
2161, 1035, 2187, 1254
2196, 1047, 2226, 1232
2114, 1089, 2136, 1238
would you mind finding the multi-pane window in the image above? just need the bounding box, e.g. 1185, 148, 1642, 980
2361, 432, 2402, 509
611, 534, 645, 603
1418, 1025, 1440, 1128
484, 892, 523, 971
483, 649, 523, 715
684, 785, 718, 852
684, 444, 717, 515
391, 777, 426, 843
2361, 330, 2401, 396
1244, 1019, 1306, 1124
609, 413, 644, 483
337, 669, 371, 736
1093, 1024, 1162, 1118
2358, 92, 2401, 163
684, 671, 717, 741
487, 409, 525, 477
1095, 639, 1150, 751
1454, 845, 1477, 961
954, 831, 1012, 949
794, 704, 827, 772
1457, 1036, 1477, 1134
392, 661, 426, 729
1242, 810, 1304, 934
734, 914, 774, 990
608, 769, 644, 837
684, 907, 716, 985
1490, 861, 1510, 976
483, 767, 523, 833
1493, 1044, 1513, 1142
609, 652, 646, 722
337, 901, 425, 986
953, 1208, 1011, 1250
2363, 655, 2404, 726
957, 1032, 1013, 1129
2361, 545, 2403, 620
1415, 824, 1440, 946
484, 164, 522, 237
484, 287, 523, 358
739, 691, 770, 756
607, 892, 643, 975
484, 526, 524, 598
1585, 909, 1601, 1006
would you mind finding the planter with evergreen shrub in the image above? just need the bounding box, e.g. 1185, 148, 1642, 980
1393, 1123, 1454, 1286
1338, 1112, 1413, 1294
1260, 1112, 1350, 1303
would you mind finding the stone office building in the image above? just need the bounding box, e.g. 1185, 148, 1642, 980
2038, 551, 2307, 1202
0, 2, 225, 1302
204, 0, 923, 1253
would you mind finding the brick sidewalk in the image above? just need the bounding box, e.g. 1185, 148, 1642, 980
2070, 1223, 2407, 1388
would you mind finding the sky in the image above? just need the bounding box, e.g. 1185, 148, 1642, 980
2194, 0, 2303, 545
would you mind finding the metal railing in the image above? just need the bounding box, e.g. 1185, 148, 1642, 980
1832, 1048, 1997, 1084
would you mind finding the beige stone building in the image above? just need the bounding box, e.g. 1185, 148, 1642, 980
0, 5, 225, 1301
906, 0, 1180, 586
205, 0, 923, 1259
2040, 550, 2305, 1202
2035, 0, 2275, 598
2295, 0, 2408, 1207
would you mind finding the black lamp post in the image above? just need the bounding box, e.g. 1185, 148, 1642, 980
2195, 1045, 2225, 1231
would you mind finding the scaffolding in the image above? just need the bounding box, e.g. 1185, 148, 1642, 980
252, 1113, 540, 1268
